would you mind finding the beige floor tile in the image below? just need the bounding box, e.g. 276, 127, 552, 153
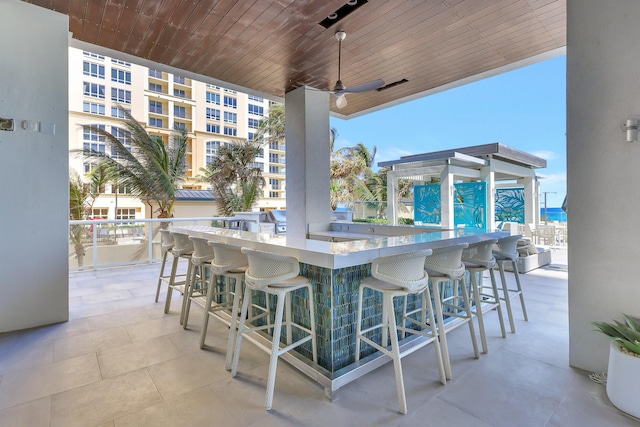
0, 353, 101, 410
124, 315, 183, 342
88, 307, 154, 332
0, 339, 54, 375
53, 326, 132, 361
113, 385, 241, 427
97, 336, 182, 378
0, 396, 51, 427
146, 349, 231, 400
50, 369, 162, 427
437, 369, 559, 427
82, 289, 134, 305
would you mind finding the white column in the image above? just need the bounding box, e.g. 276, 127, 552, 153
481, 166, 495, 230
440, 166, 454, 229
284, 86, 331, 239
386, 171, 398, 225
568, 0, 640, 372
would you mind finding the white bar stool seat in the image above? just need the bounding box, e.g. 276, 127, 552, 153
164, 231, 194, 324
493, 234, 529, 333
155, 229, 174, 302
462, 239, 506, 353
231, 248, 317, 411
424, 243, 479, 380
200, 241, 251, 371
182, 236, 215, 329
355, 249, 446, 415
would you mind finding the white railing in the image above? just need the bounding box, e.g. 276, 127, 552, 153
68, 217, 230, 271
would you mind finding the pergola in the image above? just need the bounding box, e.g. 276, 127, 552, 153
380, 143, 546, 230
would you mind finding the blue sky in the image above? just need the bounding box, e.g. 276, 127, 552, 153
330, 55, 567, 208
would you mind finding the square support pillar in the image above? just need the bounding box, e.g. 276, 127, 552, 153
387, 171, 399, 225
481, 166, 495, 230
518, 177, 537, 226
440, 166, 454, 229
285, 86, 331, 239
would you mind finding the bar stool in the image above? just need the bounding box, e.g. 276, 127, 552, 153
424, 243, 479, 380
355, 249, 446, 415
200, 241, 249, 371
182, 236, 215, 329
155, 229, 174, 302
232, 248, 317, 411
164, 231, 194, 325
493, 234, 529, 333
462, 239, 506, 354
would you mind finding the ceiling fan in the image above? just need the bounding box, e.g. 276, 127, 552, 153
329, 30, 384, 109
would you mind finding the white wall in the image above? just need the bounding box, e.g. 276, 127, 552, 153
0, 0, 69, 332
567, 0, 640, 371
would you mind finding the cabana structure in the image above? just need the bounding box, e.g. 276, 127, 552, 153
381, 143, 546, 230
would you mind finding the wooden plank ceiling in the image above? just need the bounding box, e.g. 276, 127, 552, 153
23, 0, 566, 117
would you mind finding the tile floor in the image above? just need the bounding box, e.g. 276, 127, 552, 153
1, 247, 638, 426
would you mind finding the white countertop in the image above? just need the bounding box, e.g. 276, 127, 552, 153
171, 225, 507, 269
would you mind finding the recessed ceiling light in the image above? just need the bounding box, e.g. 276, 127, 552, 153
319, 0, 369, 29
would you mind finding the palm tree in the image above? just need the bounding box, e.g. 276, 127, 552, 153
255, 103, 285, 144
69, 170, 94, 267
78, 106, 188, 219
200, 140, 265, 216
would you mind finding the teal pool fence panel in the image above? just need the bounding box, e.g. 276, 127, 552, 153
495, 187, 525, 223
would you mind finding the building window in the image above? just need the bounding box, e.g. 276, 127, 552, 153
248, 104, 264, 116
83, 102, 105, 115
149, 82, 163, 92
174, 75, 186, 85
206, 84, 220, 90
174, 89, 186, 98
206, 108, 220, 120
269, 153, 279, 164
248, 118, 260, 129
117, 185, 132, 194
256, 148, 264, 158
269, 192, 279, 198
223, 127, 237, 136
206, 92, 220, 105
83, 82, 105, 99
111, 68, 131, 84
111, 58, 131, 67
224, 96, 237, 108
206, 124, 220, 133
83, 124, 106, 174
83, 51, 104, 60
248, 94, 263, 102
149, 117, 163, 128
205, 140, 229, 163
83, 61, 105, 78
111, 126, 131, 158
269, 179, 280, 190
174, 105, 187, 118
91, 208, 108, 218
175, 122, 187, 132
111, 88, 131, 104
149, 100, 163, 114
269, 165, 279, 173
224, 88, 237, 94
224, 111, 237, 124
111, 107, 130, 118
149, 69, 163, 78
116, 208, 136, 220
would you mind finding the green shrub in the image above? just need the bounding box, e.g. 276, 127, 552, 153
592, 314, 640, 355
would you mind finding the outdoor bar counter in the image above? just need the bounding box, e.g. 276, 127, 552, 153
171, 223, 506, 398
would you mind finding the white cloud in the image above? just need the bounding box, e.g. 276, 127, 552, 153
531, 150, 557, 161
375, 146, 415, 166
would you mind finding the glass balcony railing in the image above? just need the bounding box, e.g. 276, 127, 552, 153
69, 217, 222, 271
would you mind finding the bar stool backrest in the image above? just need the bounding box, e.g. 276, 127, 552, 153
188, 236, 214, 264
371, 249, 432, 293
208, 241, 248, 275
493, 234, 522, 261
170, 232, 194, 256
159, 229, 175, 253
462, 239, 498, 268
240, 247, 300, 290
424, 243, 469, 279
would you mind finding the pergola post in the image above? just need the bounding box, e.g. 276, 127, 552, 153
387, 171, 399, 225
481, 166, 496, 230
440, 166, 454, 229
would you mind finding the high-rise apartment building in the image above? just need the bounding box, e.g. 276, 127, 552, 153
68, 47, 286, 219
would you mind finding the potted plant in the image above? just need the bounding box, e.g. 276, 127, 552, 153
592, 314, 640, 418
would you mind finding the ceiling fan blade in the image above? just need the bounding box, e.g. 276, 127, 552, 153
342, 79, 385, 94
